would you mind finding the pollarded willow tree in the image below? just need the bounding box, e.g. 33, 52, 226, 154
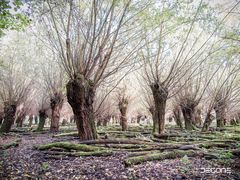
36, 90, 50, 132
38, 0, 147, 140
0, 55, 33, 133
201, 56, 240, 131
0, 32, 36, 133
93, 86, 117, 127
139, 1, 216, 134
40, 56, 65, 132
15, 93, 37, 127
138, 0, 238, 134
175, 62, 222, 130
116, 87, 131, 131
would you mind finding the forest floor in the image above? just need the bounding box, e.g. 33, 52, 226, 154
0, 125, 240, 179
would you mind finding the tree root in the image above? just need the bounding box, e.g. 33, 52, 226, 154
124, 150, 202, 167
104, 144, 148, 149
0, 138, 21, 150
52, 132, 78, 137
125, 145, 182, 152
79, 139, 156, 145
153, 133, 181, 139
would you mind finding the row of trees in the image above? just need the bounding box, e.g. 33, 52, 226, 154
0, 0, 239, 140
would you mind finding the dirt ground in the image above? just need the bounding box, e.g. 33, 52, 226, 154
0, 132, 239, 180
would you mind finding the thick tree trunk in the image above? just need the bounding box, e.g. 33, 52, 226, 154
202, 111, 213, 132
37, 110, 47, 131
150, 83, 168, 134
120, 113, 127, 131
0, 102, 17, 133
149, 106, 158, 134
50, 93, 64, 132
214, 103, 226, 128
119, 103, 128, 131
173, 106, 183, 129
181, 106, 195, 130
194, 108, 202, 126
66, 75, 97, 140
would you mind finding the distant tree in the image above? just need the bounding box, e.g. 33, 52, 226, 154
117, 87, 130, 131
0, 31, 35, 133
138, 0, 237, 134
0, 66, 33, 133
202, 63, 240, 131
36, 91, 50, 131
41, 57, 65, 132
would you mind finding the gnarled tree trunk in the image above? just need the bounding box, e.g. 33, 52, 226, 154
37, 110, 47, 131
194, 108, 202, 127
181, 105, 195, 130
173, 106, 183, 129
0, 102, 17, 133
119, 99, 128, 131
150, 83, 168, 134
214, 103, 226, 128
66, 74, 97, 140
149, 106, 158, 134
50, 92, 64, 132
202, 111, 215, 132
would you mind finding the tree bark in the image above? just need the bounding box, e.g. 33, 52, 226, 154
149, 106, 158, 134
66, 74, 97, 140
37, 110, 47, 131
50, 93, 64, 132
0, 102, 17, 133
202, 111, 214, 132
173, 106, 183, 129
119, 99, 128, 131
194, 108, 202, 126
150, 83, 168, 134
181, 106, 195, 130
214, 103, 226, 128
